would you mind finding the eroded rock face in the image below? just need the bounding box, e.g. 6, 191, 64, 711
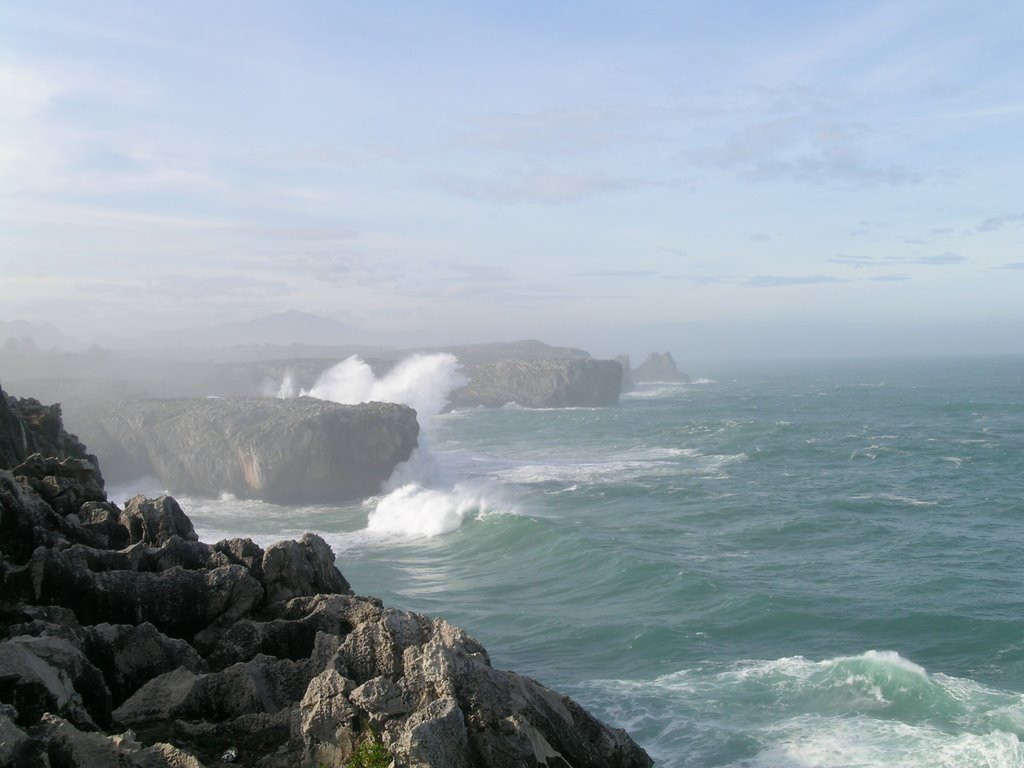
449, 358, 623, 409
84, 396, 419, 501
0, 384, 653, 768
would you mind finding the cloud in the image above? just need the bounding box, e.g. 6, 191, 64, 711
977, 212, 1024, 232
827, 252, 968, 268
689, 114, 922, 187
449, 262, 513, 281
431, 170, 641, 203
869, 274, 911, 282
576, 270, 661, 278
747, 274, 850, 287
827, 255, 877, 268
996, 262, 1024, 270
909, 252, 968, 265
461, 105, 648, 152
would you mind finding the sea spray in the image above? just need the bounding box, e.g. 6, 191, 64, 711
366, 481, 509, 537
294, 353, 515, 536
303, 353, 465, 420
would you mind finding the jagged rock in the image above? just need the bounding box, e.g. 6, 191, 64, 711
12, 453, 105, 516
261, 534, 351, 606
212, 538, 265, 581
0, 635, 110, 730
449, 358, 622, 409
629, 351, 690, 383
0, 390, 102, 483
120, 495, 198, 547
82, 396, 418, 501
82, 623, 206, 705
294, 667, 357, 766
32, 713, 204, 768
395, 697, 467, 768
0, 706, 29, 767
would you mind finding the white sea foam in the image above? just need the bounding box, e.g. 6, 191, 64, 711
282, 352, 504, 538
622, 384, 689, 399
302, 353, 465, 420
585, 652, 1024, 768
849, 493, 938, 507
365, 480, 514, 537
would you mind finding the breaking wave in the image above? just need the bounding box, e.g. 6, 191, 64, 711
291, 353, 514, 538
582, 651, 1024, 768
303, 353, 465, 420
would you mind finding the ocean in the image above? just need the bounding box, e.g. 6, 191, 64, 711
112, 355, 1024, 766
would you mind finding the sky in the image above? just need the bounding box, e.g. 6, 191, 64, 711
1, 0, 1023, 361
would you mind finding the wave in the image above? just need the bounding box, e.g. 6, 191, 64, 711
302, 353, 465, 420
277, 353, 503, 539
365, 480, 516, 538
582, 651, 1024, 768
622, 384, 690, 399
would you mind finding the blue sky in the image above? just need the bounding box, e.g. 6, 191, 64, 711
1, 1, 1022, 360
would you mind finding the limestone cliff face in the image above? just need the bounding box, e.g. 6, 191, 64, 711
86, 397, 418, 501
448, 358, 622, 409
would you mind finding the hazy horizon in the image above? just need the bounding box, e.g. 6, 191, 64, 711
2, 2, 1022, 362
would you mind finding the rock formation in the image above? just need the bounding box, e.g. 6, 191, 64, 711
77, 396, 419, 501
0, 385, 653, 767
628, 352, 690, 384
448, 359, 623, 409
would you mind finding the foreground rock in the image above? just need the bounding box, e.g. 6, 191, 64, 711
449, 358, 623, 409
79, 396, 419, 500
0, 385, 653, 768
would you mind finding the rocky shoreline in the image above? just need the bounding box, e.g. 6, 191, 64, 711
0, 386, 653, 767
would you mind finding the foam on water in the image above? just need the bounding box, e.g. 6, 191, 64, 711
365, 480, 515, 537
584, 651, 1024, 767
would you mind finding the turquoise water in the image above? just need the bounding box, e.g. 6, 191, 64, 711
148, 355, 1024, 766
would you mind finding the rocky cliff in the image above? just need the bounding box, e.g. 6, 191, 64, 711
628, 352, 690, 384
448, 358, 623, 409
81, 396, 418, 501
0, 386, 652, 768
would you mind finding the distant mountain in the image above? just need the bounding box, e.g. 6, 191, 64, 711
122, 310, 358, 349
0, 320, 85, 351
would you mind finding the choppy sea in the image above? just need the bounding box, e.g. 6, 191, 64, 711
113, 355, 1024, 767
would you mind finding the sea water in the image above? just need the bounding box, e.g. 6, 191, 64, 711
113, 355, 1024, 766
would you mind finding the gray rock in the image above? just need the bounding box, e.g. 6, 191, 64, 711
31, 713, 204, 768
83, 396, 418, 502
294, 667, 356, 767
449, 358, 622, 409
120, 495, 198, 546
0, 707, 29, 768
261, 533, 351, 607
83, 622, 206, 705
629, 351, 690, 383
0, 635, 110, 730
394, 697, 467, 768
